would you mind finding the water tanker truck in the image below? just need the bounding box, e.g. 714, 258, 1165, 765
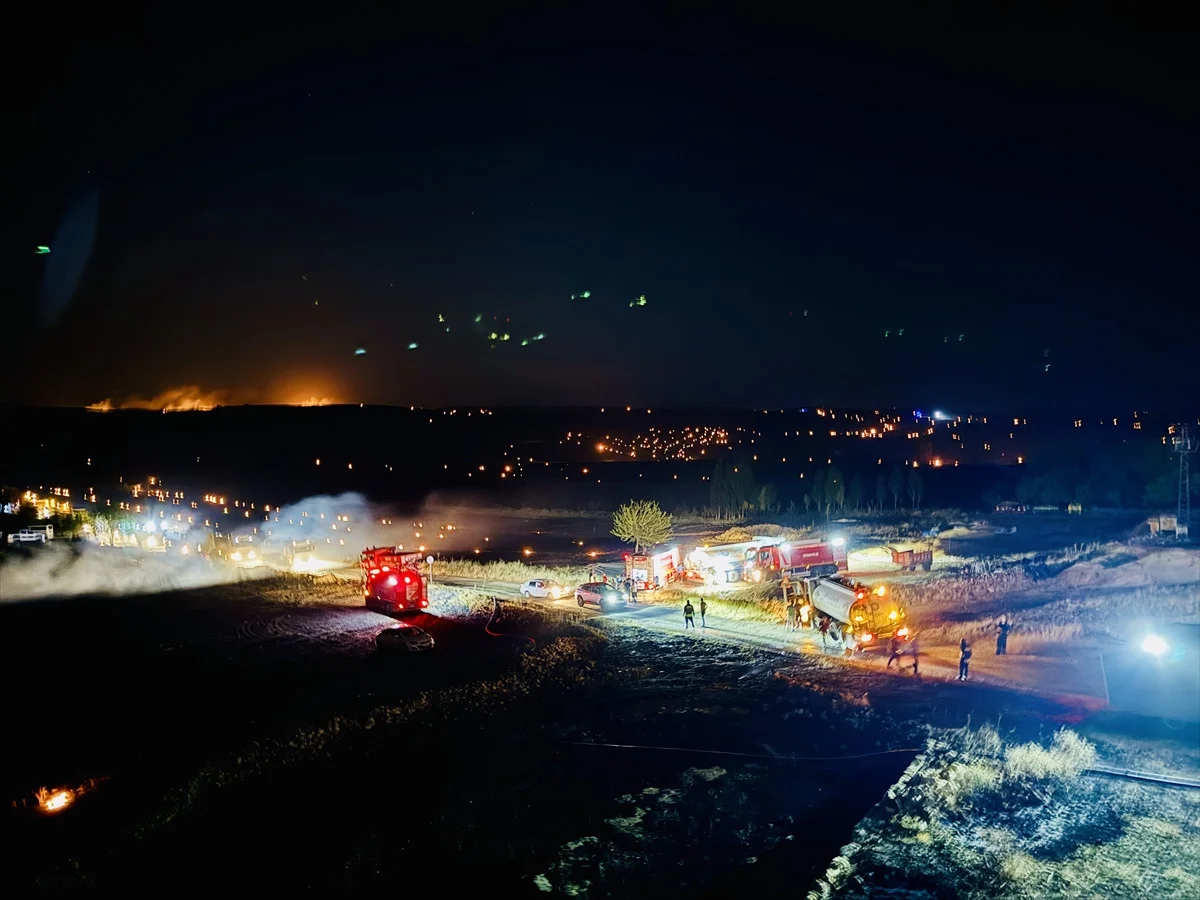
805, 577, 909, 654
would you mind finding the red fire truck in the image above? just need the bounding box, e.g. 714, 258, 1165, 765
360, 546, 429, 614
744, 537, 848, 582
623, 546, 681, 591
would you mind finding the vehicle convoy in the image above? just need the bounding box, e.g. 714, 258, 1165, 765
361, 546, 429, 614
6, 525, 53, 544
890, 546, 933, 572
745, 537, 848, 582
624, 546, 681, 590
801, 576, 908, 654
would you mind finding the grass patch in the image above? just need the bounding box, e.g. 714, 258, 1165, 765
643, 583, 785, 625
432, 558, 592, 585
810, 724, 1200, 899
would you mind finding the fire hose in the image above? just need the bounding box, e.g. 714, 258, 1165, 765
485, 596, 536, 648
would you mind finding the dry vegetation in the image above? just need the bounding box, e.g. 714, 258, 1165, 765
432, 558, 593, 585
644, 583, 786, 625
809, 725, 1200, 900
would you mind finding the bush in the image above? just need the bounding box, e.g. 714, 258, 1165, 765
1004, 729, 1097, 781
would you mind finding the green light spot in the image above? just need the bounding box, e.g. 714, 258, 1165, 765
36, 245, 51, 255
407, 342, 418, 350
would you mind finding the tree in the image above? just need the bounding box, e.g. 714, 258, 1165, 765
757, 483, 778, 513
908, 470, 924, 510
709, 461, 734, 521
875, 473, 888, 511
889, 465, 906, 509
803, 492, 812, 513
809, 470, 826, 517
825, 466, 845, 517
848, 473, 864, 511
612, 500, 674, 553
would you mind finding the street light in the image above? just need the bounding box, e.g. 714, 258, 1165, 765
1142, 634, 1169, 657
426, 554, 434, 590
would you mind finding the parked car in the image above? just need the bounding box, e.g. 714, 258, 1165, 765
376, 625, 435, 652
575, 582, 627, 610
520, 579, 565, 599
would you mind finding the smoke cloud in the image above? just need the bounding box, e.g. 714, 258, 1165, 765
0, 492, 543, 603
0, 541, 262, 603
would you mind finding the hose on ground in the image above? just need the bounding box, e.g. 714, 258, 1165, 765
486, 596, 536, 647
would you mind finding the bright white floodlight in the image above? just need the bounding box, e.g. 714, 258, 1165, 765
1141, 634, 1169, 657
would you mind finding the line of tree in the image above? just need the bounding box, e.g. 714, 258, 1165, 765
703, 438, 1187, 521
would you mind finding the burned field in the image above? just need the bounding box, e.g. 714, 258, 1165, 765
5, 576, 926, 894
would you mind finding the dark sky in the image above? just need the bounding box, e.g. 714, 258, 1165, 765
5, 9, 1198, 413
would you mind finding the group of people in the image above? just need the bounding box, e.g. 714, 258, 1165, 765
682, 597, 707, 629
953, 617, 1013, 681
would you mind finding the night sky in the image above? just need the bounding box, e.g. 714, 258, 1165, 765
6, 10, 1198, 413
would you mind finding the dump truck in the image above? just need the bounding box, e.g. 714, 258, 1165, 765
889, 546, 933, 572
361, 546, 428, 614
802, 577, 909, 654
623, 546, 681, 590
744, 537, 848, 582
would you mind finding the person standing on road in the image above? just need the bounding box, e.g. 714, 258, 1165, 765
886, 635, 903, 668
786, 600, 798, 632
958, 638, 972, 681
996, 617, 1012, 655
699, 598, 707, 628
908, 637, 920, 675
630, 579, 639, 604
818, 615, 831, 648
683, 599, 695, 629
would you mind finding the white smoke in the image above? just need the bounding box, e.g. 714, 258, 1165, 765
0, 493, 531, 603
0, 541, 262, 602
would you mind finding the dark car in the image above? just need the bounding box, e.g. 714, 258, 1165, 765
575, 582, 627, 610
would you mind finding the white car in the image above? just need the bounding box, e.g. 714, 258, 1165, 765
376, 625, 435, 653
6, 528, 49, 544
520, 579, 565, 599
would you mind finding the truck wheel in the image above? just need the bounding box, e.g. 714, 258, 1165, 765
922, 561, 932, 572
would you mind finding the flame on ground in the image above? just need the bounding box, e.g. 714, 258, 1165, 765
30, 777, 109, 815
87, 387, 342, 412
87, 386, 227, 412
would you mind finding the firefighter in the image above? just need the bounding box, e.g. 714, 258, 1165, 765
630, 579, 639, 603
958, 638, 972, 681
908, 636, 920, 675
786, 600, 798, 632
818, 614, 831, 648
683, 599, 695, 629
886, 635, 903, 668
996, 616, 1012, 655
699, 598, 707, 627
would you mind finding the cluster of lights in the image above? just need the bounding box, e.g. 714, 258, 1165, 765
576, 425, 732, 461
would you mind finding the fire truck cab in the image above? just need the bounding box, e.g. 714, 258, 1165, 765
361, 546, 429, 615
